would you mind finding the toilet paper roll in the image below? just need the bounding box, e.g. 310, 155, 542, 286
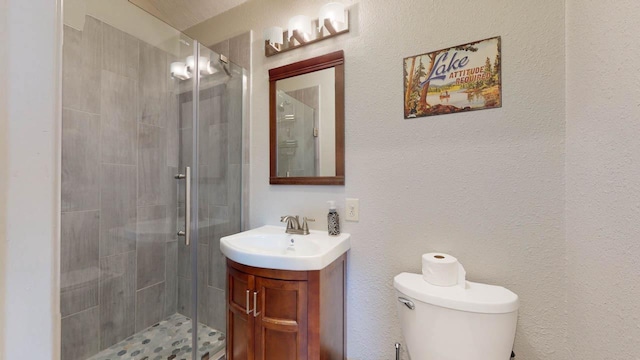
422, 253, 466, 288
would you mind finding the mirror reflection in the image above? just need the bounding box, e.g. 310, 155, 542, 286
276, 67, 336, 177
269, 50, 345, 185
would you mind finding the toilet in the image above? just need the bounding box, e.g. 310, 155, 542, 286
394, 272, 519, 360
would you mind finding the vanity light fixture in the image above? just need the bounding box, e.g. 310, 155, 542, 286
186, 55, 217, 75
170, 61, 191, 80
288, 15, 312, 44
264, 26, 284, 52
263, 2, 350, 57
319, 2, 346, 35
171, 55, 219, 80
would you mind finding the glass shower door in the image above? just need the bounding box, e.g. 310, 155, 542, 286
60, 3, 244, 360
174, 41, 245, 360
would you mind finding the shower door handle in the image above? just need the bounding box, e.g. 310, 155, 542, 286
174, 166, 191, 246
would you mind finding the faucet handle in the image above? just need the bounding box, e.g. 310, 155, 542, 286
301, 217, 315, 234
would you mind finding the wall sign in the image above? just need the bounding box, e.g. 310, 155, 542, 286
403, 36, 502, 119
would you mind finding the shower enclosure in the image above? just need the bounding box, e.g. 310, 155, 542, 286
60, 8, 245, 360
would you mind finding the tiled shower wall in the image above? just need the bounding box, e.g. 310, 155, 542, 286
60, 16, 180, 360
61, 15, 250, 360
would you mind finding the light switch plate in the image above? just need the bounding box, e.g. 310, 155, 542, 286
345, 198, 359, 221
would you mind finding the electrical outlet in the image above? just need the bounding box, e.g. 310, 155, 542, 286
345, 198, 359, 221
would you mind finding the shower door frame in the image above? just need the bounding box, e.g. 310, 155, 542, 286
189, 40, 202, 360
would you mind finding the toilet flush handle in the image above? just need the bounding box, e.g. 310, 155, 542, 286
398, 297, 415, 310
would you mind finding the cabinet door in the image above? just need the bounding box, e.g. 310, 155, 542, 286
227, 266, 255, 360
254, 277, 308, 360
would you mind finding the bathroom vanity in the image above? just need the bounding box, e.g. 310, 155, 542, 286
220, 225, 351, 360
226, 255, 347, 360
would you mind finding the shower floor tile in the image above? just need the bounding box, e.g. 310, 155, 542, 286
87, 313, 225, 360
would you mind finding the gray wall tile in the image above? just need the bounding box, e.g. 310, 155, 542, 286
242, 163, 250, 230
208, 240, 225, 290
136, 205, 167, 289
209, 40, 229, 60
165, 241, 178, 317
135, 281, 166, 332
200, 85, 226, 124
179, 127, 193, 170
177, 239, 191, 278
101, 70, 138, 165
61, 211, 100, 317
228, 35, 240, 70
211, 173, 228, 207
207, 287, 226, 332
227, 77, 244, 165
62, 19, 102, 113
198, 165, 210, 245
102, 23, 139, 79
167, 54, 180, 93
180, 99, 193, 130
99, 251, 136, 349
211, 206, 229, 226
177, 276, 191, 317
229, 32, 250, 71
100, 164, 137, 257
139, 42, 168, 127
197, 244, 210, 325
242, 86, 250, 166
61, 306, 100, 360
167, 93, 180, 168
228, 164, 242, 233
209, 123, 228, 179
166, 166, 179, 242
138, 124, 167, 206
61, 109, 100, 212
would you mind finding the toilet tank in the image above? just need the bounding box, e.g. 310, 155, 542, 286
394, 273, 518, 360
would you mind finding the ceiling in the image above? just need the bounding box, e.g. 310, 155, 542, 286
129, 0, 248, 31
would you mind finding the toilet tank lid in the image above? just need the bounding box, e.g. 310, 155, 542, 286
393, 272, 519, 314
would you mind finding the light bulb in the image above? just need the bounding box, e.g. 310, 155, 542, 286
263, 26, 284, 46
319, 2, 346, 33
170, 62, 191, 80
288, 15, 312, 42
186, 56, 217, 75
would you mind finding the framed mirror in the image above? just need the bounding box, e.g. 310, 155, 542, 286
269, 50, 345, 185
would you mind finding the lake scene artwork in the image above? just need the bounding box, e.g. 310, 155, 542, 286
404, 36, 502, 119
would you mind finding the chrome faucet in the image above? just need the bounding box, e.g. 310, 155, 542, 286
280, 215, 315, 235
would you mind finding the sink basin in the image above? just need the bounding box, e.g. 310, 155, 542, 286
220, 225, 351, 271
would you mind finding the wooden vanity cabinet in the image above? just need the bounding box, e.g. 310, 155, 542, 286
226, 254, 347, 360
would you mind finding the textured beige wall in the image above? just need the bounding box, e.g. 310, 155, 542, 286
566, 1, 640, 359
187, 1, 567, 359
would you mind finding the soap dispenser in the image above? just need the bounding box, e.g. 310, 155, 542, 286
327, 201, 340, 236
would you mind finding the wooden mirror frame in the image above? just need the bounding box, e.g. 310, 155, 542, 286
269, 50, 345, 185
